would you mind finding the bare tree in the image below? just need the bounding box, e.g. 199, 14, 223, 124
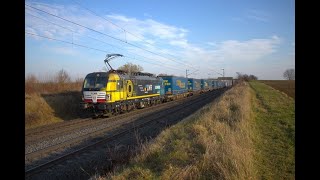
55, 69, 71, 84
158, 73, 174, 76
236, 72, 258, 81
283, 69, 295, 80
249, 74, 258, 80
117, 63, 143, 74
25, 74, 38, 84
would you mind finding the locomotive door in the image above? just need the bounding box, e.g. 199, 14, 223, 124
119, 80, 124, 100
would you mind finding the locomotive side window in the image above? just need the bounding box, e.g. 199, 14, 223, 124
117, 80, 123, 90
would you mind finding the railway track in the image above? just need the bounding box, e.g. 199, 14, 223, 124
25, 92, 203, 164
26, 91, 202, 144
25, 88, 228, 179
25, 92, 206, 159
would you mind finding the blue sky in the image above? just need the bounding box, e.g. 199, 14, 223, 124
25, 0, 295, 80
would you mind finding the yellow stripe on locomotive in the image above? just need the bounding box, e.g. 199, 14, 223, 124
105, 72, 161, 103
80, 71, 164, 117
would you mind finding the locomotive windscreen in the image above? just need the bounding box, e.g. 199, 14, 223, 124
83, 73, 108, 90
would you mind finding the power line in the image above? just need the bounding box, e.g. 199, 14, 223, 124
71, 0, 126, 33
26, 31, 110, 53
72, 0, 192, 67
209, 68, 223, 76
25, 4, 125, 43
25, 11, 180, 71
25, 31, 183, 72
25, 3, 195, 69
123, 56, 183, 72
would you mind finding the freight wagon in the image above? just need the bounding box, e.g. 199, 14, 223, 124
158, 76, 188, 101
187, 78, 201, 96
80, 54, 230, 117
200, 79, 211, 92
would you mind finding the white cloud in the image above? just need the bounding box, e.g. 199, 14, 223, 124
215, 36, 281, 61
246, 9, 270, 22
206, 42, 217, 46
25, 26, 38, 36
107, 14, 188, 42
169, 39, 189, 48
25, 2, 283, 78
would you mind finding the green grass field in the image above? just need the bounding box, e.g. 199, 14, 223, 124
25, 77, 295, 179
250, 81, 295, 179
94, 81, 295, 180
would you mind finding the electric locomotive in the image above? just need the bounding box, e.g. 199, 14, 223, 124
80, 54, 164, 117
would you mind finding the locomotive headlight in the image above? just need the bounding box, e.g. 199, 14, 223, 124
106, 94, 111, 101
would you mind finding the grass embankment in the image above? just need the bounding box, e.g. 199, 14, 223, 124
259, 80, 295, 99
94, 80, 295, 179
25, 81, 83, 129
103, 81, 257, 179
250, 81, 295, 179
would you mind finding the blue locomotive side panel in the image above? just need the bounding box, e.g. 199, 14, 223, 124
131, 76, 163, 97
188, 78, 201, 91
160, 76, 188, 95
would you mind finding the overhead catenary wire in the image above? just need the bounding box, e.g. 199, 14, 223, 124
25, 3, 196, 70
209, 68, 223, 76
25, 11, 182, 72
25, 31, 184, 72
71, 0, 193, 67
26, 31, 110, 53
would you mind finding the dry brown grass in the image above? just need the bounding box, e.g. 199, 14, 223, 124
25, 91, 83, 129
25, 81, 83, 95
25, 93, 62, 129
25, 72, 85, 129
104, 81, 257, 180
259, 80, 295, 99
25, 72, 83, 95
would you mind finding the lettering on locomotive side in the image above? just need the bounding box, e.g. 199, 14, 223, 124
145, 85, 152, 91
163, 80, 171, 86
138, 84, 144, 92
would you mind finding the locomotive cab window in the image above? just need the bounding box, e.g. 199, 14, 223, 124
83, 76, 107, 89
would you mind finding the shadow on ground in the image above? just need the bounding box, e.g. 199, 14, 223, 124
41, 91, 91, 121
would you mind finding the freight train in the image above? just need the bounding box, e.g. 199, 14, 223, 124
80, 54, 232, 117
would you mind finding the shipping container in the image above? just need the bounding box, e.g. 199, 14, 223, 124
187, 78, 201, 92
159, 76, 188, 95
201, 79, 210, 91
